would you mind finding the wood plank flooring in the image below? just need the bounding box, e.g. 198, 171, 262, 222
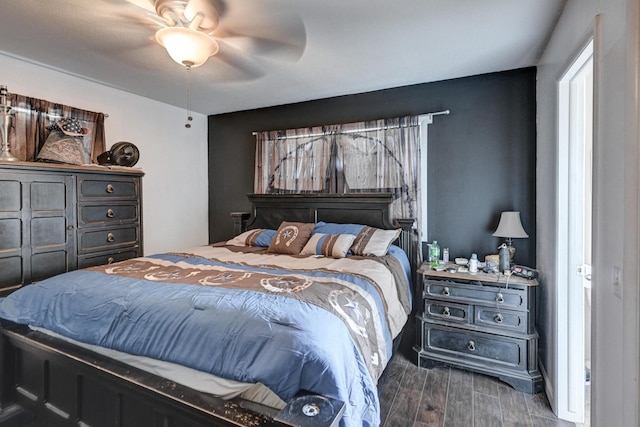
379, 344, 576, 427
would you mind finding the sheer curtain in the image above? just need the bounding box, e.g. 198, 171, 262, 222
254, 116, 421, 224
7, 93, 106, 163
255, 126, 335, 193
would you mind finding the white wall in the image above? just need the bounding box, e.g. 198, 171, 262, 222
0, 54, 209, 255
537, 0, 639, 425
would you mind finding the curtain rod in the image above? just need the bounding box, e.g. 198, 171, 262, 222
251, 109, 450, 137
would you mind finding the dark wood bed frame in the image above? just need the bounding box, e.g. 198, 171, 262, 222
0, 193, 418, 427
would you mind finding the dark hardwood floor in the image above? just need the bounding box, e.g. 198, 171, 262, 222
379, 343, 576, 427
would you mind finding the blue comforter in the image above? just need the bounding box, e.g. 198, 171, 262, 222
0, 246, 411, 427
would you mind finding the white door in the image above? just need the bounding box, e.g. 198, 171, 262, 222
556, 39, 593, 425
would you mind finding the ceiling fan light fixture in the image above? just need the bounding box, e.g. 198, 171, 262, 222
156, 26, 219, 67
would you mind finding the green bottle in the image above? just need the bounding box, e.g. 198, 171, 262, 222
430, 241, 440, 268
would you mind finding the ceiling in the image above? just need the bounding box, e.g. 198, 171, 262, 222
0, 0, 566, 116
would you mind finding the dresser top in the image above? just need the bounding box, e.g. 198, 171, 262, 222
418, 262, 538, 287
0, 161, 144, 176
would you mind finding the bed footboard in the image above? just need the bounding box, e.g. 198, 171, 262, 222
0, 322, 286, 427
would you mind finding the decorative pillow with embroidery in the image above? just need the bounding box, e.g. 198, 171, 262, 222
267, 221, 315, 255
300, 233, 357, 258
351, 226, 401, 257
226, 229, 276, 247
36, 132, 86, 165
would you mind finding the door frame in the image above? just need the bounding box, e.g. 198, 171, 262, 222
556, 37, 594, 423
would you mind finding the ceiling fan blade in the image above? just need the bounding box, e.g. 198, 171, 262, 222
123, 0, 155, 13
208, 38, 266, 81
213, 3, 306, 62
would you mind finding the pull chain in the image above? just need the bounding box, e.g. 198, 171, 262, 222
185, 64, 193, 128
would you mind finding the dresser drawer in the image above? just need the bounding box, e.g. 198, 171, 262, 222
424, 299, 471, 326
78, 203, 139, 227
423, 324, 527, 371
78, 249, 140, 269
78, 226, 140, 253
424, 280, 526, 309
78, 178, 138, 199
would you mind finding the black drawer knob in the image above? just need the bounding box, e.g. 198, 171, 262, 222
106, 209, 115, 218
107, 233, 115, 243
467, 340, 476, 351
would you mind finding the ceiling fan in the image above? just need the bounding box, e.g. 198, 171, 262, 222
127, 0, 307, 71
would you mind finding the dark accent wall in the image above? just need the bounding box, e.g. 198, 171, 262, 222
208, 67, 536, 267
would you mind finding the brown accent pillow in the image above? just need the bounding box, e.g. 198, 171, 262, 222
267, 221, 315, 255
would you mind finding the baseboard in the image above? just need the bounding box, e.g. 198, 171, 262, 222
538, 359, 556, 415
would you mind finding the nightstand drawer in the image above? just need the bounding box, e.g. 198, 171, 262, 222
78, 226, 140, 253
78, 203, 139, 227
475, 307, 528, 334
424, 280, 526, 309
423, 324, 527, 370
424, 300, 471, 325
78, 178, 138, 199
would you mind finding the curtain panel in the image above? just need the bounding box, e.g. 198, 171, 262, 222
7, 94, 106, 163
254, 116, 421, 223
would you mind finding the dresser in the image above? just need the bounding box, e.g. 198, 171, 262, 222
0, 162, 143, 296
414, 262, 543, 393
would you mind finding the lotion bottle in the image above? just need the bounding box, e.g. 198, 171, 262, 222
469, 253, 479, 273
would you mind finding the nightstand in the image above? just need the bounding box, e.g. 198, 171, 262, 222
413, 262, 543, 393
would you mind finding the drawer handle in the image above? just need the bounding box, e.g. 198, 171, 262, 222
442, 287, 450, 296
107, 257, 115, 264
496, 293, 504, 303
106, 184, 115, 193
106, 209, 115, 218
467, 340, 476, 351
107, 233, 115, 243
442, 307, 450, 317
494, 313, 504, 323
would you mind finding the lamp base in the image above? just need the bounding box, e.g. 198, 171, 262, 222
507, 244, 516, 266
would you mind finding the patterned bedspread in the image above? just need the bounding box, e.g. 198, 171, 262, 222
0, 244, 411, 427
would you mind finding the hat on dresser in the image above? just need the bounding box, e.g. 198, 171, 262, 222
47, 117, 91, 137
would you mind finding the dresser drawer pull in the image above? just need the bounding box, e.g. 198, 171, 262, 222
107, 257, 115, 264
442, 287, 450, 296
107, 233, 115, 243
496, 293, 504, 303
106, 184, 115, 193
106, 209, 115, 218
494, 313, 504, 323
442, 307, 450, 317
467, 340, 476, 351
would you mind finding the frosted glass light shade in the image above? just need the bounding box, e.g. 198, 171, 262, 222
156, 27, 219, 67
493, 211, 529, 238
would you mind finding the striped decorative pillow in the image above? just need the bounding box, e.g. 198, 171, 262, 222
351, 226, 401, 256
300, 233, 356, 258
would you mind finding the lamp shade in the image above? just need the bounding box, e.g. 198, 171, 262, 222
156, 27, 219, 67
493, 211, 529, 238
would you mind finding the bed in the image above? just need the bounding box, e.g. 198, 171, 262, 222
0, 193, 418, 427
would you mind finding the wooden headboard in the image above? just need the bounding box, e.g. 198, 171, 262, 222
231, 193, 419, 286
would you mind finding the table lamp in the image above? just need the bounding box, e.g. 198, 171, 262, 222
492, 211, 528, 264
